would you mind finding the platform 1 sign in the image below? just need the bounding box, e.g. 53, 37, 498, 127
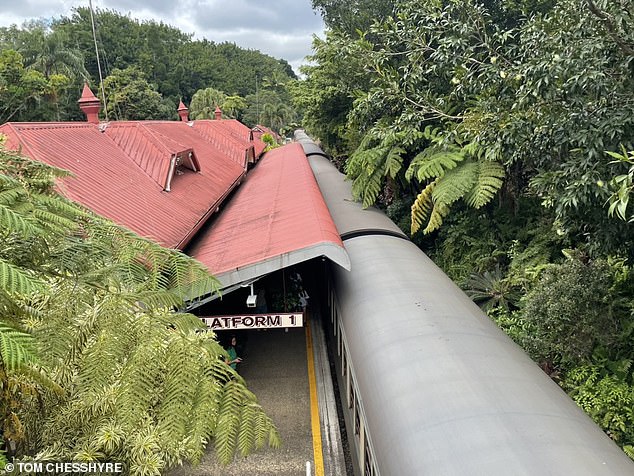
201, 313, 304, 330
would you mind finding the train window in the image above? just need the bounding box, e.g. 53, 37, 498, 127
354, 400, 360, 436
349, 376, 355, 410
342, 346, 347, 377
333, 307, 338, 332
364, 440, 375, 476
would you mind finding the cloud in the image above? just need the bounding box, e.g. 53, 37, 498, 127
190, 0, 322, 33
103, 0, 176, 16
0, 0, 74, 25
0, 0, 324, 74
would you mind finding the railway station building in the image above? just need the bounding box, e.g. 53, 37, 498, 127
0, 84, 350, 323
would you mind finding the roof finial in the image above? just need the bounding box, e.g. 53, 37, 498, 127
214, 106, 222, 121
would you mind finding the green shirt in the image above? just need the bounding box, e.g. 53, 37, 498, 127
227, 346, 238, 370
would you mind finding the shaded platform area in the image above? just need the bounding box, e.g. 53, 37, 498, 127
168, 327, 314, 476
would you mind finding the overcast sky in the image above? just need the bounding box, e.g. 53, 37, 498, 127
0, 0, 325, 74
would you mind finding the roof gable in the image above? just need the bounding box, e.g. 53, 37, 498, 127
104, 122, 197, 189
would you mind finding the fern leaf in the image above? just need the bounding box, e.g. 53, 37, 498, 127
0, 258, 43, 295
411, 179, 437, 234
464, 161, 505, 208
406, 146, 464, 181
0, 202, 38, 237
384, 146, 405, 179
0, 186, 24, 206
362, 168, 383, 208
214, 381, 243, 465
32, 208, 79, 232
431, 161, 478, 206
423, 202, 451, 234
0, 322, 37, 371
237, 403, 257, 457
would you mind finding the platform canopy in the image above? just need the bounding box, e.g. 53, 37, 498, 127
188, 142, 350, 299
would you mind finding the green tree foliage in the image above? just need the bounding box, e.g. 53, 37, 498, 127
0, 49, 67, 123
189, 87, 228, 120
302, 0, 634, 457
0, 145, 280, 471
15, 23, 88, 81
222, 95, 248, 120
53, 7, 296, 104
299, 0, 634, 255
519, 257, 625, 370
562, 366, 634, 447
604, 148, 634, 222
1, 8, 299, 123
311, 0, 396, 34
101, 66, 174, 121
290, 30, 371, 156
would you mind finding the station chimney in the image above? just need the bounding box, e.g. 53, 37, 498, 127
77, 83, 101, 124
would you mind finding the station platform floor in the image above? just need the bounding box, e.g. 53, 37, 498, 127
168, 312, 347, 476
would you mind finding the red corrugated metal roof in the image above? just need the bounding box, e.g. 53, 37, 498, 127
192, 119, 265, 166
188, 142, 349, 289
0, 121, 245, 249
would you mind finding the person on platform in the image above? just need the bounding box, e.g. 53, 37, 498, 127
225, 335, 242, 370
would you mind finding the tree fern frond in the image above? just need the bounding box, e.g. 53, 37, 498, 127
361, 168, 383, 208
423, 202, 451, 234
384, 146, 405, 179
406, 146, 464, 181
411, 179, 437, 235
214, 381, 243, 465
32, 208, 79, 232
464, 161, 505, 208
0, 202, 38, 237
0, 322, 37, 371
253, 410, 281, 450
237, 403, 257, 457
0, 186, 25, 206
0, 258, 43, 295
431, 161, 478, 206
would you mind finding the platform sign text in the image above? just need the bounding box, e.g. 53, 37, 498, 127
201, 313, 304, 330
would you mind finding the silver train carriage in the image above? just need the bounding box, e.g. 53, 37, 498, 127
294, 130, 634, 476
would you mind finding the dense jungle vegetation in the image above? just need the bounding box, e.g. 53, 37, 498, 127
0, 7, 298, 131
297, 0, 634, 459
0, 144, 280, 472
